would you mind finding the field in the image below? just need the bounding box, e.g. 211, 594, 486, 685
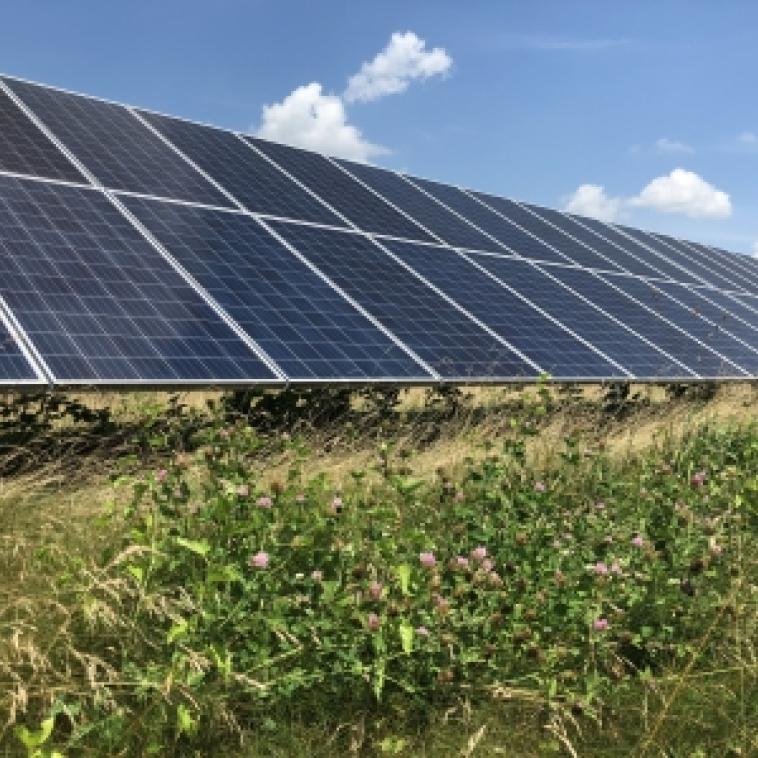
1, 382, 756, 756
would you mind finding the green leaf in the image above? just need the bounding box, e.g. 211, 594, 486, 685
395, 564, 411, 596
175, 537, 210, 558
126, 564, 144, 583
176, 703, 195, 736
399, 620, 414, 654
167, 619, 189, 643
15, 716, 54, 749
207, 564, 243, 583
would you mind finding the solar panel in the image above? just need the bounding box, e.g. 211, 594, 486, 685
597, 273, 750, 376
382, 240, 624, 378
687, 243, 758, 289
0, 175, 276, 382
138, 111, 348, 227
0, 313, 42, 383
404, 176, 570, 264
267, 222, 536, 379
337, 161, 499, 250
3, 78, 233, 207
689, 288, 758, 332
244, 137, 435, 242
121, 196, 429, 381
0, 86, 85, 184
469, 254, 690, 378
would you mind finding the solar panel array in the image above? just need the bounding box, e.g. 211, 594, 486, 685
0, 73, 755, 387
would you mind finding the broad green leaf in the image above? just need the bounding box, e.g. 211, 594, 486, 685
175, 537, 210, 558
167, 619, 189, 643
399, 620, 414, 654
176, 703, 195, 735
395, 564, 411, 596
15, 716, 54, 749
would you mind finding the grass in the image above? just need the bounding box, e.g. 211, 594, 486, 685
0, 383, 756, 756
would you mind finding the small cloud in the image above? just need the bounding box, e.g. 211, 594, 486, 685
630, 168, 732, 219
655, 137, 693, 154
563, 184, 622, 222
738, 131, 758, 144
256, 82, 386, 162
344, 31, 452, 104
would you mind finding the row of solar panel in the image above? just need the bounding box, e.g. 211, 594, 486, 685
0, 76, 756, 385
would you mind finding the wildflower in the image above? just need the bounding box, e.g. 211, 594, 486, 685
454, 555, 469, 569
156, 468, 168, 483
631, 535, 645, 548
419, 551, 437, 568
488, 571, 503, 587
594, 561, 609, 576
481, 558, 495, 572
330, 496, 343, 515
415, 625, 430, 637
311, 569, 323, 582
471, 546, 487, 562
433, 595, 450, 614
367, 612, 380, 632
237, 484, 249, 498
691, 470, 707, 487
454, 490, 465, 503
534, 481, 546, 493
369, 581, 383, 600
256, 495, 273, 509
249, 551, 269, 569
610, 561, 623, 576
593, 617, 609, 631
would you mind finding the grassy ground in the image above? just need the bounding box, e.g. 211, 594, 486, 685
0, 383, 756, 756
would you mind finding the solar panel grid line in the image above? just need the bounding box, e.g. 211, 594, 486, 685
256, 218, 440, 381
642, 281, 758, 362
726, 291, 758, 319
129, 108, 249, 213
647, 232, 751, 293
457, 252, 633, 377
324, 156, 447, 244
690, 242, 758, 290
674, 238, 758, 292
702, 244, 758, 285
462, 189, 580, 267
723, 248, 758, 277
501, 258, 699, 379
0, 167, 92, 192
512, 200, 629, 274
593, 273, 750, 377
558, 213, 672, 280
236, 135, 360, 230
107, 193, 288, 382
367, 237, 544, 374
399, 174, 518, 254
0, 295, 49, 382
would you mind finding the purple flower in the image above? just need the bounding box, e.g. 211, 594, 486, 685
594, 561, 609, 576
454, 555, 469, 569
256, 495, 273, 509
481, 558, 494, 572
249, 551, 269, 569
631, 535, 645, 548
471, 546, 487, 562
156, 468, 168, 483
419, 551, 437, 568
415, 625, 430, 637
367, 612, 380, 632
610, 561, 623, 576
691, 470, 707, 487
593, 617, 609, 631
369, 581, 383, 600
534, 481, 546, 493
237, 484, 249, 498
310, 569, 323, 582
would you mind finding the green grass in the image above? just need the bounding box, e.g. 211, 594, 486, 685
1, 386, 756, 756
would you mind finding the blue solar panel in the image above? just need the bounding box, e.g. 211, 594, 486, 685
336, 161, 498, 250
653, 281, 758, 362
686, 243, 758, 290
382, 240, 622, 378
596, 273, 749, 376
4, 78, 233, 207
121, 196, 429, 381
647, 232, 750, 293
0, 87, 86, 184
0, 315, 40, 382
0, 175, 275, 382
690, 288, 758, 332
267, 222, 535, 379
139, 112, 348, 227
245, 137, 435, 242
469, 254, 685, 378
404, 176, 568, 264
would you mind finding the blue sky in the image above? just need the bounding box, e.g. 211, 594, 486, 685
2, 1, 757, 254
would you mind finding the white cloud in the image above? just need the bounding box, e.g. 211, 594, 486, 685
655, 137, 693, 154
563, 184, 622, 221
256, 82, 386, 162
738, 131, 758, 144
630, 168, 732, 219
344, 31, 452, 104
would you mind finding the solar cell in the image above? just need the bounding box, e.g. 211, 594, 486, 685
598, 273, 750, 376
122, 196, 429, 380
0, 175, 276, 382
382, 240, 624, 378
337, 161, 499, 250
0, 87, 85, 184
4, 78, 233, 207
686, 242, 758, 288
404, 176, 568, 263
245, 137, 435, 242
138, 112, 348, 227
689, 288, 758, 332
268, 222, 536, 379
469, 254, 689, 378
0, 312, 41, 382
